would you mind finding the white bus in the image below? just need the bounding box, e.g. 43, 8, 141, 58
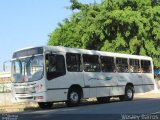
11, 46, 155, 109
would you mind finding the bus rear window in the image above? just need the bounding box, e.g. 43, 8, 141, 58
141, 60, 152, 73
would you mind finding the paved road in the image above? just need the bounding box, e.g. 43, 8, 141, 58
4, 97, 160, 120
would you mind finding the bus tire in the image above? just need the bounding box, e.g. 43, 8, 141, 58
66, 88, 81, 107
97, 97, 110, 103
38, 102, 53, 109
119, 86, 134, 101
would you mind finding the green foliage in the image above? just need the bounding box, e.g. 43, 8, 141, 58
48, 0, 160, 68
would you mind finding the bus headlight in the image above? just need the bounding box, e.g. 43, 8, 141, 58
35, 84, 43, 92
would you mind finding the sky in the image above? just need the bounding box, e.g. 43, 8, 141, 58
0, 0, 102, 72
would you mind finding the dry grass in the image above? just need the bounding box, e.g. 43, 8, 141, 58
0, 103, 39, 113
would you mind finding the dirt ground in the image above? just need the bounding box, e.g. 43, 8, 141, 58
134, 90, 160, 99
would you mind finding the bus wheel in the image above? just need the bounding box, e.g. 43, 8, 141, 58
66, 88, 81, 107
38, 102, 53, 109
97, 97, 110, 103
119, 86, 134, 101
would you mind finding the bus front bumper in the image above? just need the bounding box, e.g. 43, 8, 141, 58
14, 92, 47, 103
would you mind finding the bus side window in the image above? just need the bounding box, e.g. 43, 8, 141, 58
66, 53, 82, 72
101, 56, 115, 72
129, 59, 140, 73
141, 60, 152, 73
83, 54, 101, 72
46, 54, 66, 80
116, 58, 129, 73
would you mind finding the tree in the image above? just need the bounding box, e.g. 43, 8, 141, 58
48, 0, 160, 68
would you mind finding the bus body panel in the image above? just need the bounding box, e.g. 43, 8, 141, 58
83, 72, 99, 97
129, 73, 143, 93
102, 72, 121, 96
142, 73, 154, 92
64, 72, 85, 88
96, 72, 112, 97
46, 89, 68, 102
45, 72, 84, 102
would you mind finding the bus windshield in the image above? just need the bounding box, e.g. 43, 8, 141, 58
12, 55, 44, 83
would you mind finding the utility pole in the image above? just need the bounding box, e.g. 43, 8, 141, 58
3, 60, 11, 72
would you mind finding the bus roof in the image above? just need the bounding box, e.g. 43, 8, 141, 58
12, 46, 152, 60
44, 46, 152, 60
